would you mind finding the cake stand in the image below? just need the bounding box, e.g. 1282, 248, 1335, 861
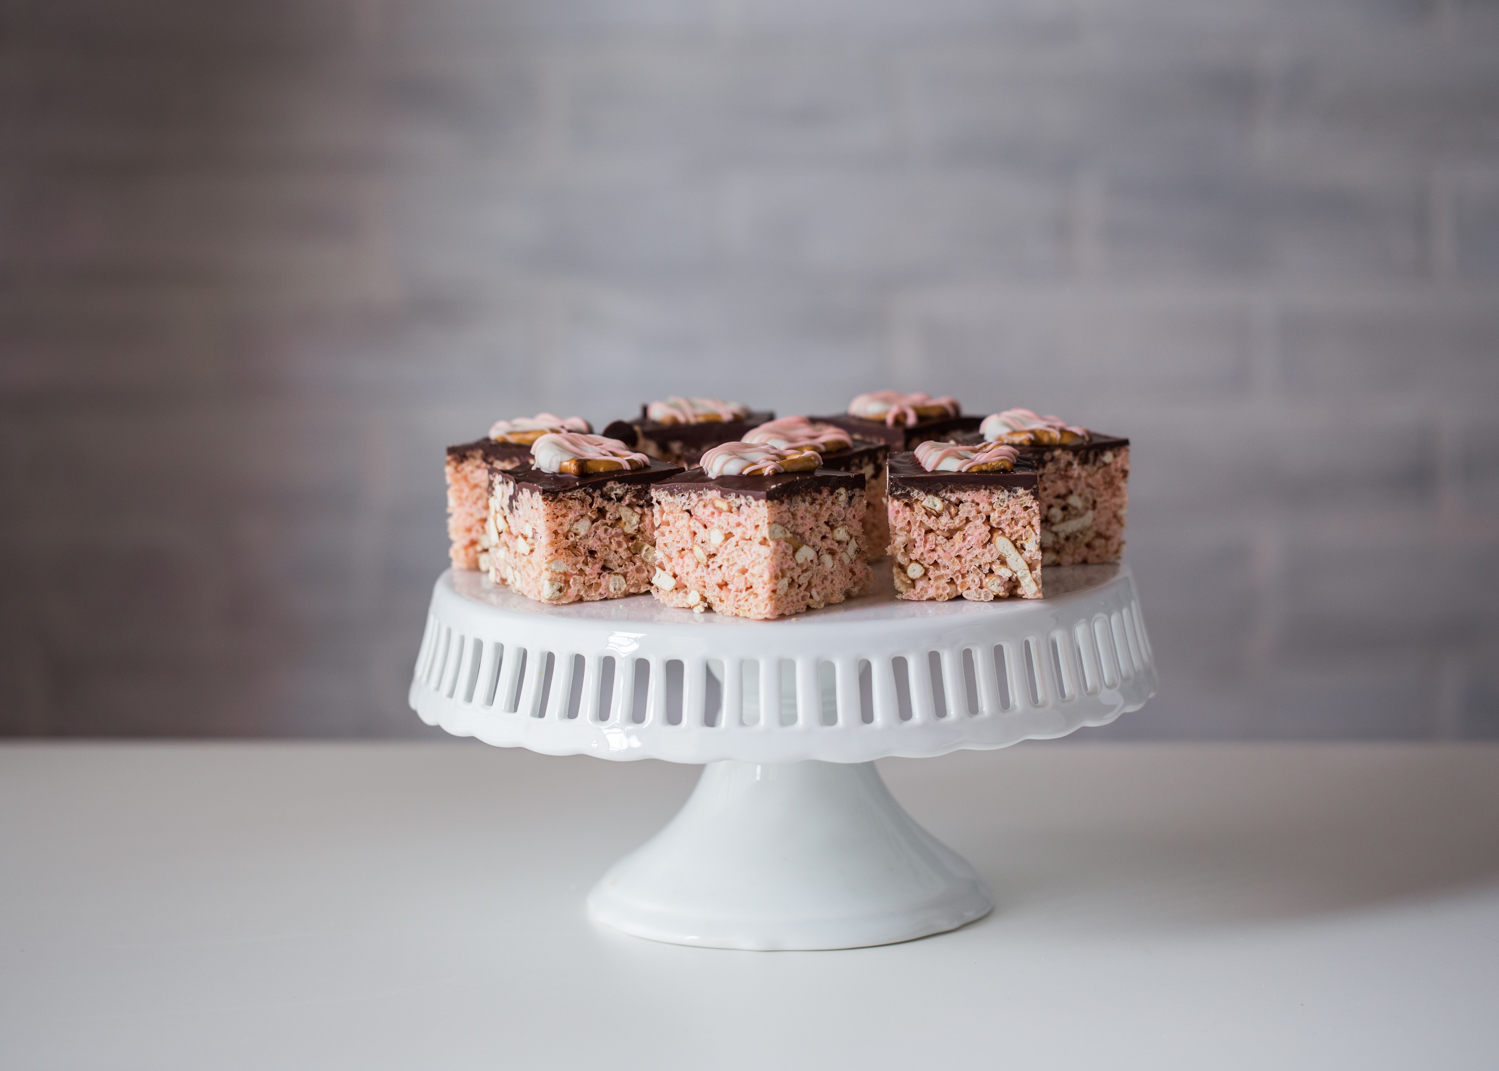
409, 564, 1156, 950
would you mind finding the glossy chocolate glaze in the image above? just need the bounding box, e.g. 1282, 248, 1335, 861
813, 437, 888, 474
953, 429, 1130, 462
604, 410, 775, 452
445, 437, 530, 465
656, 466, 865, 501
886, 452, 1040, 496
497, 458, 684, 496
811, 413, 982, 450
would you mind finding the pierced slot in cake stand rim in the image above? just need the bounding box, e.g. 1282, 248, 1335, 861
410, 564, 1156, 950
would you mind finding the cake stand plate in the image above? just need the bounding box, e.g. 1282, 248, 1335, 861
410, 565, 1155, 949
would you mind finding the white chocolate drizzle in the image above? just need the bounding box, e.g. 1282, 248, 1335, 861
699, 442, 820, 477
848, 390, 960, 427
979, 408, 1089, 443
742, 415, 853, 453
913, 440, 1020, 473
531, 432, 650, 474
488, 413, 590, 443
645, 396, 751, 424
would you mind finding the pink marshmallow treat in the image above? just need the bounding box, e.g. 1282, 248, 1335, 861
602, 401, 774, 467
486, 457, 684, 604
974, 412, 1129, 565
445, 442, 528, 571
743, 418, 891, 559
886, 450, 1043, 602
443, 414, 593, 571
650, 466, 870, 620
812, 390, 979, 450
1031, 443, 1129, 565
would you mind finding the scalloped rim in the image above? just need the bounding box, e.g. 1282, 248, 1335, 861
410, 565, 1156, 763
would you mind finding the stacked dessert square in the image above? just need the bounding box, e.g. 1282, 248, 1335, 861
651, 441, 870, 619
443, 392, 1128, 618
445, 413, 591, 571
486, 433, 682, 603
814, 390, 981, 450
888, 441, 1042, 601
741, 416, 890, 559
603, 396, 774, 467
976, 409, 1129, 567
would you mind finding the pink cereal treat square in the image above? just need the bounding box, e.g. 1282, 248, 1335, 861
887, 446, 1043, 602
444, 414, 592, 571
485, 432, 682, 604
446, 440, 528, 570
602, 396, 773, 467
976, 410, 1129, 566
740, 416, 892, 560
811, 390, 981, 452
649, 443, 870, 620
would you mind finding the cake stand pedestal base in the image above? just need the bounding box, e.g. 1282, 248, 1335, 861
587, 760, 993, 951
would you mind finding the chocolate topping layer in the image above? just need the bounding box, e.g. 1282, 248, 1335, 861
812, 413, 982, 450
498, 458, 684, 496
953, 429, 1130, 459
887, 452, 1039, 495
446, 437, 530, 464
813, 437, 888, 474
605, 410, 775, 451
657, 466, 865, 501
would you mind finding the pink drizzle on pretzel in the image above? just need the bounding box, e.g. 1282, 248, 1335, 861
742, 415, 853, 452
913, 440, 1020, 473
489, 413, 590, 439
699, 442, 820, 477
531, 432, 650, 474
848, 390, 960, 427
980, 408, 1089, 441
645, 396, 751, 424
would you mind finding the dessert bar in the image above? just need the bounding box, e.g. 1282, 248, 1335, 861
650, 442, 870, 620
814, 390, 981, 451
602, 396, 773, 467
486, 433, 683, 603
978, 409, 1129, 566
445, 413, 590, 570
743, 415, 891, 559
888, 441, 1042, 602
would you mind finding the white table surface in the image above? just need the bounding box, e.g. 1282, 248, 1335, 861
2, 742, 1496, 1071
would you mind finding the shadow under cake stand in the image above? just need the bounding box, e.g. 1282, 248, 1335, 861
410, 564, 1157, 950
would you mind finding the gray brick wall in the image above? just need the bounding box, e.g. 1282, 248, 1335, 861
2, 0, 1496, 738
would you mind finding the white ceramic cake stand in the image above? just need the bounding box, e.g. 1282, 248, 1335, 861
410, 565, 1156, 950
